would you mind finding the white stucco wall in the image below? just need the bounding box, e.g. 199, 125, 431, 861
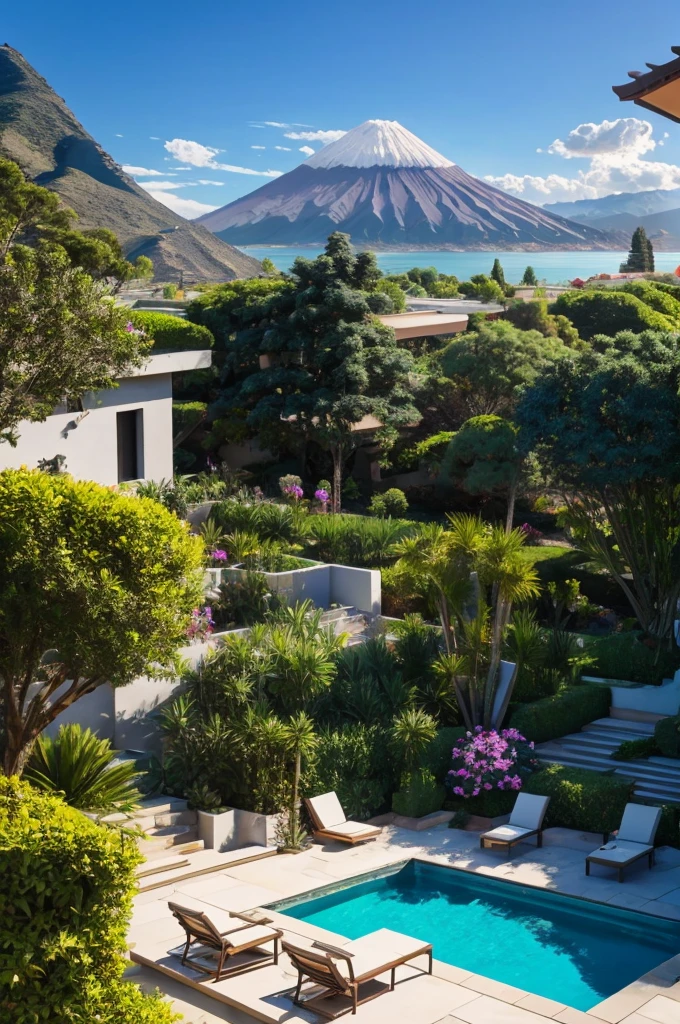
0, 350, 211, 487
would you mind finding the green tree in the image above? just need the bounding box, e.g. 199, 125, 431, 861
478, 278, 505, 303
260, 256, 279, 276
0, 245, 148, 445
620, 226, 655, 272
490, 258, 506, 290
521, 266, 538, 286
54, 227, 153, 291
214, 233, 420, 510
550, 289, 672, 340
442, 415, 521, 530
375, 278, 407, 311
516, 330, 680, 641
0, 469, 204, 775
439, 320, 569, 416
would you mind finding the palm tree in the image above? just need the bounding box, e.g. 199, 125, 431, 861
279, 711, 317, 850
390, 707, 437, 777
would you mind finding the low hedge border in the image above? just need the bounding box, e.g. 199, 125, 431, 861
509, 685, 611, 744
523, 763, 633, 836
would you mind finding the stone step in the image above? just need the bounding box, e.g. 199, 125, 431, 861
631, 781, 680, 800
583, 718, 656, 736
136, 845, 277, 893
137, 825, 199, 853
538, 746, 680, 780
134, 796, 190, 816
576, 728, 651, 744
153, 810, 197, 828
135, 855, 190, 878
648, 756, 680, 768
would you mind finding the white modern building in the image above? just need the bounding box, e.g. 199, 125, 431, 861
0, 349, 211, 486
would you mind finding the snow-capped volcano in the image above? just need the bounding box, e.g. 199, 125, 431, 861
197, 120, 615, 249
305, 119, 454, 169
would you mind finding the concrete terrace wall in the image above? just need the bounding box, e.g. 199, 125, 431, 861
210, 563, 381, 615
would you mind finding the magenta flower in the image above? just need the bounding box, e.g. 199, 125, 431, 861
315, 488, 330, 504
446, 727, 538, 801
284, 484, 304, 500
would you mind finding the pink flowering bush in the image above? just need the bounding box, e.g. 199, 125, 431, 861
283, 484, 304, 501
211, 548, 228, 564
446, 727, 538, 799
519, 522, 543, 545
186, 606, 215, 643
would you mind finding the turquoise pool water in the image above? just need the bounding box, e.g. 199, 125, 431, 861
276, 860, 680, 1010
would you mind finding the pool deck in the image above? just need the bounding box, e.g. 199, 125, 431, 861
128, 823, 680, 1024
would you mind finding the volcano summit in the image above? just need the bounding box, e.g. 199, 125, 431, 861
198, 119, 613, 249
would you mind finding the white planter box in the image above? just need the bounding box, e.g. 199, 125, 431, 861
234, 807, 279, 848
197, 808, 237, 851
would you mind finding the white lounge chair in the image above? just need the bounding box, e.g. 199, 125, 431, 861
283, 927, 433, 1018
305, 792, 382, 845
479, 792, 550, 852
586, 803, 662, 883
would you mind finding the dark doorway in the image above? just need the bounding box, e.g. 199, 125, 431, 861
116, 409, 144, 482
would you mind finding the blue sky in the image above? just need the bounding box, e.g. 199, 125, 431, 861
5, 1, 680, 217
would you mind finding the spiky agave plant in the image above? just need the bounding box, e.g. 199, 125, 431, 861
25, 724, 140, 814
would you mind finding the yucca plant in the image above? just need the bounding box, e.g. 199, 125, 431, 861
25, 724, 140, 814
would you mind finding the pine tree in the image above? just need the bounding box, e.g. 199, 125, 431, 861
620, 227, 654, 273
491, 258, 506, 289
521, 266, 538, 286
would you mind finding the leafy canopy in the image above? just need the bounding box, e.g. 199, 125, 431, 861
439, 320, 570, 416
0, 469, 204, 774
550, 289, 672, 340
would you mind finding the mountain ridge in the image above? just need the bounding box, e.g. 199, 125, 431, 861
0, 44, 260, 282
198, 120, 620, 250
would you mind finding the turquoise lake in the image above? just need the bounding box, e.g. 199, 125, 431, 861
275, 860, 680, 1011
239, 246, 680, 283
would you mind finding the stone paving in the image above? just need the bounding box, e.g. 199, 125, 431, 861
128, 823, 680, 1024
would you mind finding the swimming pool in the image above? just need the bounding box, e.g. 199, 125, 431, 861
274, 860, 680, 1011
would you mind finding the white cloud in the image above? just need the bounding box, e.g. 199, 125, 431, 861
299, 145, 315, 157
275, 145, 291, 151
251, 145, 266, 150
284, 129, 346, 144
164, 138, 282, 177
147, 191, 219, 218
547, 118, 655, 159
123, 165, 169, 176
115, 133, 123, 137
170, 165, 194, 170
252, 121, 314, 128
197, 179, 225, 186
150, 136, 160, 140
486, 116, 680, 205
138, 180, 188, 191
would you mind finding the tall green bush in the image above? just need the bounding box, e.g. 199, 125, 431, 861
585, 632, 680, 685
129, 310, 214, 351
655, 715, 680, 758
0, 777, 177, 1024
509, 685, 610, 743
302, 724, 393, 819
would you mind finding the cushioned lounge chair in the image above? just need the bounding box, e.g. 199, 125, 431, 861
479, 793, 551, 852
305, 792, 382, 845
585, 803, 662, 883
168, 902, 282, 980
283, 927, 433, 1019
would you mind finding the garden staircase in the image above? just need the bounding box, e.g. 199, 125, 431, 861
101, 795, 203, 858
535, 718, 680, 805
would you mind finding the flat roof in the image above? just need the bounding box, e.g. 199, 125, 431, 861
613, 46, 680, 123
122, 349, 212, 379
378, 310, 468, 340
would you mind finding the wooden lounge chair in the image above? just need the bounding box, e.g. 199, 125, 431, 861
283, 927, 433, 1019
305, 792, 382, 845
586, 803, 662, 883
168, 902, 282, 981
479, 793, 551, 852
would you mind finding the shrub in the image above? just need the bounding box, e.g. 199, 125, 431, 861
129, 309, 214, 351
369, 488, 409, 518
446, 728, 539, 798
392, 769, 445, 817
611, 736, 659, 761
509, 685, 611, 744
0, 777, 177, 1024
419, 727, 467, 779
523, 763, 633, 835
213, 571, 284, 629
585, 632, 680, 685
655, 802, 680, 848
302, 724, 393, 819
173, 400, 207, 438
549, 291, 672, 340
307, 513, 414, 567
211, 498, 303, 543
655, 715, 680, 758
24, 724, 140, 813
379, 563, 429, 617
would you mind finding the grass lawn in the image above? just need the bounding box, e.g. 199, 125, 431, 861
518, 544, 574, 563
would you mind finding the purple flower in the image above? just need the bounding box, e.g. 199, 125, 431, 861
452, 786, 465, 797
315, 488, 330, 503
284, 484, 304, 500
211, 548, 228, 562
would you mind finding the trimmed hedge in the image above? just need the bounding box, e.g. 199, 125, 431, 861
420, 726, 467, 780
392, 769, 445, 818
655, 715, 680, 758
509, 685, 611, 744
584, 632, 680, 686
445, 788, 517, 819
0, 777, 178, 1024
523, 764, 633, 836
129, 310, 214, 351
